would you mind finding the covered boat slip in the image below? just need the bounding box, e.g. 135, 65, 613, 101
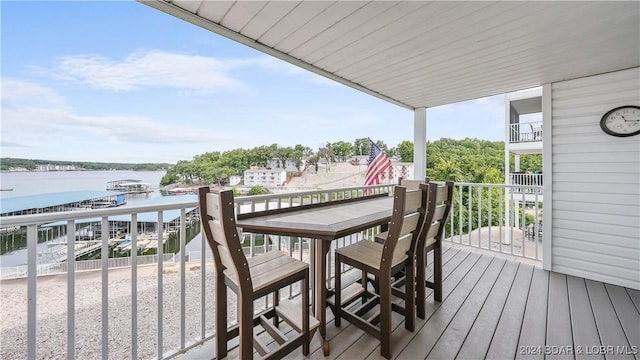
181, 245, 640, 360
0, 190, 127, 216
41, 194, 199, 228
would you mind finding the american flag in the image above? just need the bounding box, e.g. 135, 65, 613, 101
364, 140, 392, 185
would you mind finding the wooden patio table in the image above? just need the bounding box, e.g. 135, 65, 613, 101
235, 193, 394, 355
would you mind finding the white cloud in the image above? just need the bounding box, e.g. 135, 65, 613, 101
31, 50, 255, 94
1, 78, 68, 108
25, 49, 339, 98
1, 79, 229, 149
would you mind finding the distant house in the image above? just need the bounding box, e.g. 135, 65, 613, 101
36, 164, 77, 171
266, 158, 300, 172
244, 167, 287, 187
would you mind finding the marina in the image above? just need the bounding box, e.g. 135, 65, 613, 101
0, 171, 205, 269
106, 179, 153, 198
0, 190, 127, 216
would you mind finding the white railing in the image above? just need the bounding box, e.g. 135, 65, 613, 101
0, 183, 393, 360
0, 182, 542, 359
0, 253, 176, 278
448, 182, 543, 262
509, 121, 543, 143
509, 172, 543, 192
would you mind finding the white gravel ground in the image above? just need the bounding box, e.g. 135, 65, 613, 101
0, 263, 227, 360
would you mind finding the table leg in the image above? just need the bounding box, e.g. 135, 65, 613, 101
313, 239, 331, 356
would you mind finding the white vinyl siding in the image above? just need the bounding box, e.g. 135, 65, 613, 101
550, 67, 640, 290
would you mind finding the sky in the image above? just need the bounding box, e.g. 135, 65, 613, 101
1, 1, 512, 164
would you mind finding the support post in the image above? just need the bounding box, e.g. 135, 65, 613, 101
413, 107, 427, 180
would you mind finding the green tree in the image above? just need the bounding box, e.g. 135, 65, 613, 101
248, 185, 265, 195
353, 138, 370, 156
397, 140, 414, 162
331, 141, 353, 161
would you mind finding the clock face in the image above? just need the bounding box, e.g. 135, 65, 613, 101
600, 105, 640, 137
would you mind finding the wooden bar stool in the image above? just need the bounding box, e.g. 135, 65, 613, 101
332, 185, 428, 359
199, 187, 317, 359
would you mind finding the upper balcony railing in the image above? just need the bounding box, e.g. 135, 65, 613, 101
0, 182, 542, 359
509, 172, 543, 194
509, 121, 543, 143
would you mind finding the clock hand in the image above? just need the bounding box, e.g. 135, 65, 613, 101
620, 114, 640, 122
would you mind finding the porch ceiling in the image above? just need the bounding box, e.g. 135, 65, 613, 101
140, 1, 639, 110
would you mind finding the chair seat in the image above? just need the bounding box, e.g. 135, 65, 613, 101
225, 250, 308, 296
335, 239, 408, 272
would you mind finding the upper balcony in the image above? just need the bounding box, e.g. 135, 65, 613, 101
508, 121, 543, 144
0, 184, 635, 359
506, 88, 543, 155
507, 121, 543, 154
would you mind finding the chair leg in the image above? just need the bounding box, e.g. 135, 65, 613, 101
434, 244, 442, 302
416, 249, 426, 320
379, 275, 392, 359
215, 277, 228, 359
303, 271, 310, 356
334, 255, 342, 327
272, 290, 280, 327
404, 262, 415, 332
238, 292, 253, 360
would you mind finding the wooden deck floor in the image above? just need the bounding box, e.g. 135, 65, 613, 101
182, 245, 640, 360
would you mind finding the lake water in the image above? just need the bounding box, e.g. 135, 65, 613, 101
0, 170, 207, 267
0, 170, 166, 199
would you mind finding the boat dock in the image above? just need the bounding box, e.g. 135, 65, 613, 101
106, 179, 153, 197
0, 190, 127, 217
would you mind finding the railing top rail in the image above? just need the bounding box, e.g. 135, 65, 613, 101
0, 183, 394, 227
448, 182, 542, 190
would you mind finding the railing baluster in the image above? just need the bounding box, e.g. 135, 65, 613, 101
131, 214, 138, 360
27, 224, 37, 360
467, 185, 472, 246
67, 220, 75, 359
488, 187, 492, 250
101, 216, 109, 360
157, 211, 164, 358
200, 209, 206, 340
477, 186, 482, 248
458, 185, 463, 244
180, 209, 186, 350
499, 188, 503, 253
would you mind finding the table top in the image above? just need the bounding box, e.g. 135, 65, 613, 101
236, 194, 394, 240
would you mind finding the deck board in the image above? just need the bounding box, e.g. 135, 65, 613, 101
457, 259, 519, 359
363, 248, 473, 360
425, 257, 506, 359
179, 245, 640, 360
586, 280, 636, 360
485, 262, 534, 360
515, 266, 549, 360
626, 288, 640, 311
567, 276, 604, 360
605, 284, 640, 354
546, 271, 574, 360
396, 253, 491, 359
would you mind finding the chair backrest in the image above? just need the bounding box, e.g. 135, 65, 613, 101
398, 177, 430, 190
420, 181, 454, 250
198, 187, 252, 291
380, 185, 428, 271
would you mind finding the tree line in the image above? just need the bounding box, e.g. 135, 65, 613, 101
159, 137, 541, 187
0, 158, 170, 171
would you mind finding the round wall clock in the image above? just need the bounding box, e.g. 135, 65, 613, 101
600, 105, 640, 137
